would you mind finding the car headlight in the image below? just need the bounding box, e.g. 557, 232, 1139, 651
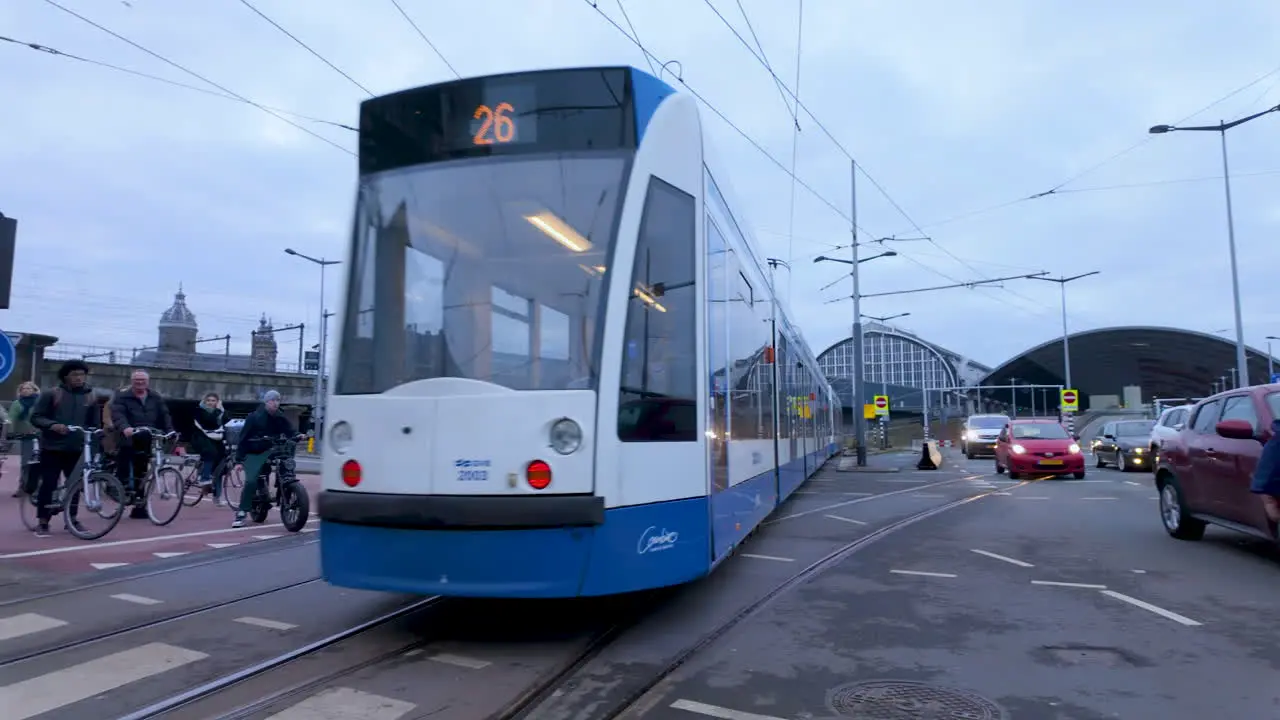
1133, 447, 1144, 454
964, 430, 977, 441
1011, 444, 1026, 455
329, 421, 352, 455
550, 418, 583, 455
1068, 443, 1081, 454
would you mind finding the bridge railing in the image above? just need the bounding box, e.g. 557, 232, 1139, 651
45, 343, 312, 376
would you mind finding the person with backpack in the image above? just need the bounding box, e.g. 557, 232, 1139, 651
7, 381, 40, 498
28, 361, 99, 537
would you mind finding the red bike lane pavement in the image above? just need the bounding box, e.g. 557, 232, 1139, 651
0, 468, 321, 575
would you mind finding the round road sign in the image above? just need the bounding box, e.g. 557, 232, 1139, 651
1062, 390, 1077, 404
874, 397, 888, 409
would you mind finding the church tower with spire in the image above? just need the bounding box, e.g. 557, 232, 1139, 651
157, 284, 198, 354
250, 314, 279, 372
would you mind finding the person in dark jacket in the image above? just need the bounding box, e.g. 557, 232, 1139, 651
28, 361, 98, 537
232, 390, 295, 528
110, 369, 177, 519
192, 392, 228, 506
1249, 419, 1280, 529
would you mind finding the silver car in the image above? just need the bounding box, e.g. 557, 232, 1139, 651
962, 414, 1011, 458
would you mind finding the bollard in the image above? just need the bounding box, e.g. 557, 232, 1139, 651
308, 436, 315, 454
916, 440, 943, 470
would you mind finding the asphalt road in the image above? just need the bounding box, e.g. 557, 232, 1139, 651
626, 451, 1280, 720
3, 449, 1276, 719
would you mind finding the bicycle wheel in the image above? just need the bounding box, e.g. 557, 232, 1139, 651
147, 467, 185, 526
279, 482, 310, 532
18, 489, 41, 531
221, 462, 245, 509
67, 472, 126, 540
181, 465, 206, 507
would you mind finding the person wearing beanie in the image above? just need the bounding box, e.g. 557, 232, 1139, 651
28, 360, 99, 537
231, 389, 296, 528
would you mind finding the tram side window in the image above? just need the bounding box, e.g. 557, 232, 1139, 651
618, 176, 698, 442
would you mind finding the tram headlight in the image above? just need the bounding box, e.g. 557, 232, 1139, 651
550, 418, 583, 455
329, 421, 353, 455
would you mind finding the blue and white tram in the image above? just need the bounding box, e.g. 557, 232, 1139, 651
318, 66, 843, 598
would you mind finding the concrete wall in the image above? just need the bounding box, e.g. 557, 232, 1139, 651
38, 361, 317, 406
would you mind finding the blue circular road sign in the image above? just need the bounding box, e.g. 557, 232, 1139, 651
0, 332, 15, 384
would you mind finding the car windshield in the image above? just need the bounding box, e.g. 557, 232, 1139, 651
1011, 423, 1070, 440
969, 416, 1009, 429
335, 153, 629, 394
1115, 421, 1155, 437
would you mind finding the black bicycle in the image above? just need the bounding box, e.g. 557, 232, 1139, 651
239, 434, 310, 532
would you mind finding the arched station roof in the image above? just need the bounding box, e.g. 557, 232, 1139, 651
981, 325, 1277, 409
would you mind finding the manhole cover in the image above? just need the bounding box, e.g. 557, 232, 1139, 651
828, 680, 1004, 720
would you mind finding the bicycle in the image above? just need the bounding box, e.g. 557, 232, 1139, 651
19, 426, 127, 540
237, 434, 310, 532
178, 434, 243, 508
121, 427, 185, 526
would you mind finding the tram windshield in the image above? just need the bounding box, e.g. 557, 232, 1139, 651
336, 67, 639, 395
336, 154, 628, 394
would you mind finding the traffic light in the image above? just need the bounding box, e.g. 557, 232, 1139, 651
0, 213, 14, 309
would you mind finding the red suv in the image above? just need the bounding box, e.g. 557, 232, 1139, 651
1155, 384, 1280, 543
994, 418, 1086, 480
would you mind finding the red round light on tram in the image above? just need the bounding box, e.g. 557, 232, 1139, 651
526, 459, 552, 490
341, 459, 362, 487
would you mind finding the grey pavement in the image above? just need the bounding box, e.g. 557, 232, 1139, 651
630, 454, 1280, 720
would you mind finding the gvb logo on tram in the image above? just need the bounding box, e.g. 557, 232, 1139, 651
316, 66, 842, 599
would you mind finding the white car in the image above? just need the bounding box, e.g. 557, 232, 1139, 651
961, 414, 1011, 459
1149, 404, 1192, 465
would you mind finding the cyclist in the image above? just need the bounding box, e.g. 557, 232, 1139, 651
110, 369, 179, 519
28, 361, 98, 537
6, 381, 40, 497
232, 389, 295, 528
192, 392, 229, 506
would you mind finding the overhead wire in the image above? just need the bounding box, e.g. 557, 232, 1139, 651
388, 0, 461, 78
40, 0, 355, 155
0, 33, 356, 131
615, 0, 657, 76
693, 0, 1051, 314
236, 0, 373, 95
782, 0, 804, 313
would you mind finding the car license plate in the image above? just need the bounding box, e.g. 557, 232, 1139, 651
1039, 459, 1064, 466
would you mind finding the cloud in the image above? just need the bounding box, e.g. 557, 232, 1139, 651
3, 0, 1279, 373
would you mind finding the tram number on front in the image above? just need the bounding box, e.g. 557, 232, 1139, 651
472, 102, 516, 145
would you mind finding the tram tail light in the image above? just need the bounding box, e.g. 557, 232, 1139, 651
526, 459, 552, 490
341, 459, 362, 487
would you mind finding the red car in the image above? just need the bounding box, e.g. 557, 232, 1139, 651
1155, 384, 1279, 543
994, 418, 1086, 479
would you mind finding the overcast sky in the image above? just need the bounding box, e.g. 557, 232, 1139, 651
4, 0, 1279, 372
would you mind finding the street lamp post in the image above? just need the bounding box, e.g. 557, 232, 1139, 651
1027, 271, 1099, 430
1267, 336, 1278, 381
1149, 104, 1279, 389
285, 248, 341, 440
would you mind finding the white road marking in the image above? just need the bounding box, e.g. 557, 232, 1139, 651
153, 552, 188, 558
1101, 590, 1202, 626
0, 642, 207, 719
90, 562, 130, 570
1074, 479, 1113, 483
264, 687, 416, 720
824, 514, 867, 525
767, 477, 969, 524
1081, 497, 1117, 501
793, 491, 819, 494
0, 518, 317, 559
1031, 580, 1107, 589
671, 699, 787, 720
234, 617, 297, 631
1016, 496, 1050, 500
890, 569, 958, 578
253, 535, 282, 540
111, 593, 162, 606
429, 652, 491, 669
207, 542, 239, 549
970, 549, 1034, 568
740, 553, 794, 562
1131, 569, 1147, 574
1124, 480, 1143, 486
402, 648, 423, 657
993, 492, 1013, 496
301, 527, 318, 532
0, 613, 67, 642
912, 493, 944, 498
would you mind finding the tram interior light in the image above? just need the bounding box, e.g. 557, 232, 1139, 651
524, 211, 592, 252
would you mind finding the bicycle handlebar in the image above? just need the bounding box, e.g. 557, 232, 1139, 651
63, 426, 104, 436
132, 427, 179, 440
